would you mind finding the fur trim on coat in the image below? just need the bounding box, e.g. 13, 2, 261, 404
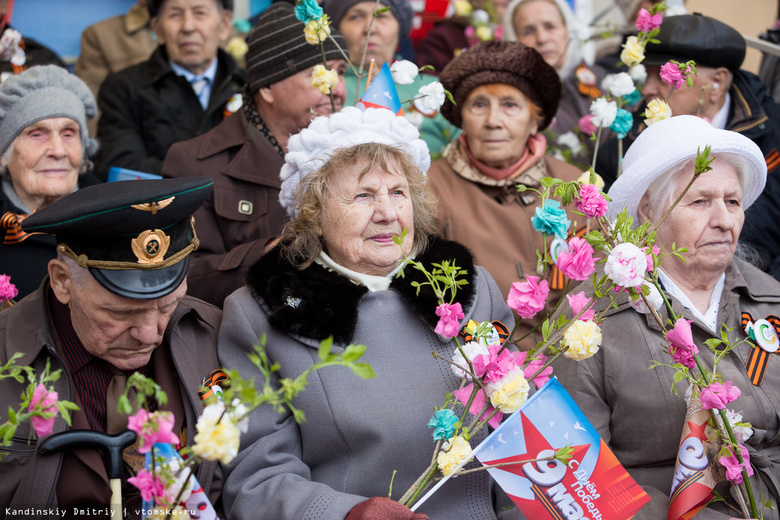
246, 236, 476, 343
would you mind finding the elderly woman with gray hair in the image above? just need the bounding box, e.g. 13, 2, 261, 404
218, 106, 517, 519
556, 115, 780, 519
0, 65, 99, 299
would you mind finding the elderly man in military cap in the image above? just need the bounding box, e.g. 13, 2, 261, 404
0, 177, 222, 515
161, 2, 348, 307
597, 13, 780, 279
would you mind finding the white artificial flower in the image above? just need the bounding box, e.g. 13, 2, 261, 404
629, 64, 647, 85
557, 131, 583, 155
665, 6, 688, 16
589, 97, 617, 128
471, 9, 490, 24
629, 281, 663, 314
608, 72, 636, 98
600, 74, 615, 93
404, 111, 424, 129
415, 81, 446, 115
725, 409, 753, 443
230, 398, 249, 433
451, 341, 490, 379
192, 402, 241, 464
487, 366, 530, 413
604, 243, 648, 288
158, 458, 193, 505
390, 60, 419, 85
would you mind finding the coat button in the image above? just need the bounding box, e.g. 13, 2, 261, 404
238, 200, 253, 215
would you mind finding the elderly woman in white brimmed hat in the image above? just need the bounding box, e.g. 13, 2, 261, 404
218, 106, 515, 520
556, 115, 780, 519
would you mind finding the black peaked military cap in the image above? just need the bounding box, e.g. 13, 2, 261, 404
644, 14, 746, 71
22, 177, 213, 300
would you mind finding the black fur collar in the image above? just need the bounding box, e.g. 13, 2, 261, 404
246, 236, 476, 344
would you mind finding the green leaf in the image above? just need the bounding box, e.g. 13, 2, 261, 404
318, 336, 334, 361
444, 89, 456, 106
373, 6, 391, 14
7, 407, 16, 424
340, 344, 367, 363
349, 362, 376, 380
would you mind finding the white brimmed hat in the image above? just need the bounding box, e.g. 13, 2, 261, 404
279, 107, 431, 218
607, 115, 766, 222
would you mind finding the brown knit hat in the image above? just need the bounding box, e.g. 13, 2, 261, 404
439, 41, 561, 130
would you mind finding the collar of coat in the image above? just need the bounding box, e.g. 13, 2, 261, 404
247, 236, 477, 344
144, 46, 244, 89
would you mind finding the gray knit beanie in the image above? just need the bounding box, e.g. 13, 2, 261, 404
324, 0, 414, 40
0, 65, 98, 159
147, 0, 233, 18
246, 3, 348, 93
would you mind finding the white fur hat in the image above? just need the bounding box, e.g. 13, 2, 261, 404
279, 107, 431, 217
606, 115, 767, 222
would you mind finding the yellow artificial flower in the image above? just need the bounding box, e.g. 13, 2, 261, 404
192, 403, 241, 465
437, 435, 473, 476
563, 320, 602, 361
226, 36, 249, 63
312, 64, 339, 95
644, 98, 672, 126
454, 0, 473, 17
476, 25, 493, 41
577, 170, 605, 190
304, 16, 331, 45
487, 367, 530, 413
620, 36, 645, 68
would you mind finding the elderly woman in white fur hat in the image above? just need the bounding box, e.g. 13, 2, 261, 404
218, 106, 517, 520
0, 64, 100, 299
555, 115, 780, 519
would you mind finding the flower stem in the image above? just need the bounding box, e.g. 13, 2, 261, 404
165, 464, 195, 520
591, 124, 604, 171
320, 43, 335, 113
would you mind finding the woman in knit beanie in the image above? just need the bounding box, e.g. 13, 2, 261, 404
0, 64, 100, 299
427, 40, 585, 349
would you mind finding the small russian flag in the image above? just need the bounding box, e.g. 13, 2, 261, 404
356, 62, 404, 115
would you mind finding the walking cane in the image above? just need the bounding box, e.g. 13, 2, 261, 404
39, 430, 137, 518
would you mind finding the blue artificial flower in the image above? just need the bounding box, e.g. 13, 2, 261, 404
232, 18, 253, 34
428, 409, 458, 441
294, 0, 324, 23
623, 88, 642, 108
531, 200, 571, 240
609, 108, 634, 139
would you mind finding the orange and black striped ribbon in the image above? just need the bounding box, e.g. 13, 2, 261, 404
459, 320, 511, 344
548, 225, 590, 290
198, 369, 231, 404
1, 211, 33, 244
741, 312, 780, 386
766, 149, 780, 175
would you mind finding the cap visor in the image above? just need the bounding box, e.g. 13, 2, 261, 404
89, 258, 189, 300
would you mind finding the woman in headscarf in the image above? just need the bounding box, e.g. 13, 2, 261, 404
503, 0, 608, 166
428, 40, 584, 348
0, 65, 99, 299
219, 106, 518, 519
556, 115, 780, 519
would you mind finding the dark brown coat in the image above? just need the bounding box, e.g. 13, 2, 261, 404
161, 109, 288, 307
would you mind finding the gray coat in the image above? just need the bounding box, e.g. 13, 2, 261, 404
218, 237, 518, 519
554, 258, 780, 519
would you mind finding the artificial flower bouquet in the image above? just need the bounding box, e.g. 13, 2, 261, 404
121, 335, 374, 519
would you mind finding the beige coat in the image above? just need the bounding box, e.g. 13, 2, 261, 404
427, 140, 583, 348
554, 259, 780, 519
74, 2, 156, 134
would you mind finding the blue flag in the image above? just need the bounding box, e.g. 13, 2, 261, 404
356, 62, 403, 115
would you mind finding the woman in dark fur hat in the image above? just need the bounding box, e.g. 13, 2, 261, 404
428, 40, 586, 349
218, 106, 517, 519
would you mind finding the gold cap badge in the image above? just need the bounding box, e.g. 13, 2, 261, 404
131, 196, 175, 215
131, 229, 171, 264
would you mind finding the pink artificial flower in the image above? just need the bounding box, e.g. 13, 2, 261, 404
507, 275, 549, 319
453, 384, 502, 428
127, 409, 180, 453
557, 237, 597, 281
493, 25, 504, 39
666, 318, 699, 368
524, 355, 553, 387
644, 245, 660, 272
0, 274, 18, 303
604, 243, 648, 288
659, 61, 686, 90
29, 384, 58, 437
434, 302, 465, 338
635, 8, 662, 32
128, 468, 167, 502
464, 26, 475, 38
566, 291, 595, 322
472, 344, 527, 383
719, 445, 753, 485
576, 183, 608, 218
700, 381, 741, 410
578, 114, 597, 137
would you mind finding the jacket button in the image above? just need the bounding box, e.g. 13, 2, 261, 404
238, 200, 253, 215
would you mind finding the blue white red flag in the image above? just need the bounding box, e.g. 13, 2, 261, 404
356, 62, 403, 115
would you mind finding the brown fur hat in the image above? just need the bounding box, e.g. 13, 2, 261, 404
439, 40, 561, 130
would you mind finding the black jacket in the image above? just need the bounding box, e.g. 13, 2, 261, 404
94, 46, 245, 181
597, 70, 780, 279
